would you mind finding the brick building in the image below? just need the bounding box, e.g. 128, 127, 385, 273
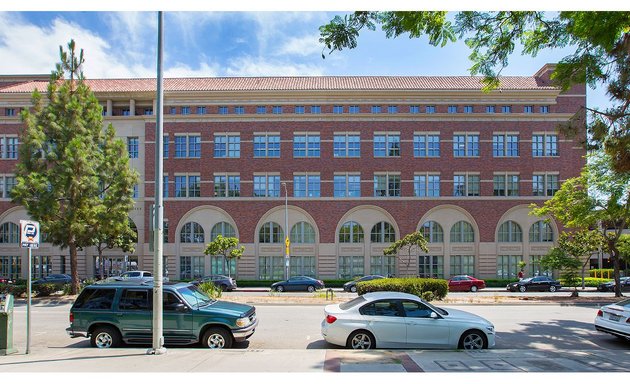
0, 64, 586, 282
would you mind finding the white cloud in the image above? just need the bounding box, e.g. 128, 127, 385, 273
224, 55, 324, 76
277, 34, 322, 57
165, 62, 220, 77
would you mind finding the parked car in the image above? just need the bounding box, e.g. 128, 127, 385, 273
192, 275, 237, 291
271, 276, 325, 292
506, 276, 561, 292
0, 276, 13, 284
343, 275, 386, 293
109, 270, 169, 283
595, 298, 630, 341
321, 291, 495, 350
32, 274, 72, 285
597, 276, 630, 292
448, 275, 486, 292
66, 280, 257, 349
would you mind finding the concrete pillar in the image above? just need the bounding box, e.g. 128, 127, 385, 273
130, 99, 136, 116
153, 99, 157, 115
106, 100, 113, 116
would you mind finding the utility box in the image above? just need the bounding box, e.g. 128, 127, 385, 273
0, 293, 17, 355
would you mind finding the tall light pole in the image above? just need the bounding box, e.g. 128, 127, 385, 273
282, 182, 289, 280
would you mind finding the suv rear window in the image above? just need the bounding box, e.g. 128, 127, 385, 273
73, 288, 116, 310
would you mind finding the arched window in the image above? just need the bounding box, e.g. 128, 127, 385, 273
0, 222, 19, 243
420, 221, 443, 243
180, 222, 204, 243
259, 222, 283, 243
290, 222, 315, 243
128, 218, 138, 241
450, 221, 474, 243
498, 221, 522, 242
370, 221, 396, 243
529, 221, 554, 242
339, 221, 364, 243
210, 221, 236, 240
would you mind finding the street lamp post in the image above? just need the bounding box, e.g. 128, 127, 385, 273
282, 182, 289, 280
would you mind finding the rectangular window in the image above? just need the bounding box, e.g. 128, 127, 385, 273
448, 105, 457, 114
4, 137, 18, 159
497, 255, 523, 279
370, 255, 396, 277
502, 105, 512, 113
272, 106, 283, 114
409, 105, 420, 114
540, 106, 549, 114
493, 134, 519, 157
175, 175, 186, 197
374, 173, 400, 197
453, 134, 479, 157
253, 174, 281, 197
464, 105, 473, 114
414, 174, 440, 197
144, 108, 153, 115
254, 134, 281, 158
258, 256, 285, 280
293, 133, 320, 158
418, 255, 444, 278
338, 256, 365, 279
163, 175, 169, 198
122, 108, 130, 116
2, 176, 16, 198
373, 134, 400, 157
197, 106, 206, 115
524, 105, 533, 114
163, 137, 169, 159
169, 107, 177, 115
349, 105, 360, 114
425, 105, 436, 114
450, 255, 475, 276
486, 105, 495, 113
413, 134, 440, 157
5, 108, 16, 117
293, 174, 320, 197
234, 106, 245, 115
533, 173, 559, 196
453, 173, 480, 196
493, 174, 519, 196
371, 105, 381, 114
333, 105, 344, 114
257, 106, 267, 114
218, 106, 228, 115
188, 135, 201, 158
214, 134, 240, 158
334, 173, 361, 197
310, 105, 321, 114
174, 135, 200, 158
127, 137, 139, 158
180, 256, 204, 280
214, 174, 240, 197
132, 184, 139, 198
174, 175, 200, 198
387, 105, 398, 114
532, 134, 559, 157
294, 105, 305, 114
333, 134, 360, 158
181, 106, 190, 115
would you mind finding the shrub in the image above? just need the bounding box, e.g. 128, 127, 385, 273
34, 283, 62, 297
198, 281, 222, 299
356, 277, 448, 301
9, 284, 27, 298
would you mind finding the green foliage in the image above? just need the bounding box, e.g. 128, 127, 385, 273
0, 284, 27, 298
383, 231, 429, 270
589, 269, 616, 279
198, 281, 222, 299
204, 235, 244, 278
356, 277, 448, 301
541, 248, 582, 289
34, 283, 62, 297
11, 40, 138, 295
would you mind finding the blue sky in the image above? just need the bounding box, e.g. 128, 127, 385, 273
0, 6, 615, 109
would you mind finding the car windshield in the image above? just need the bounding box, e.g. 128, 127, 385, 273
177, 285, 216, 308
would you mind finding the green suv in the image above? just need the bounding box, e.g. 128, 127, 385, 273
66, 280, 257, 349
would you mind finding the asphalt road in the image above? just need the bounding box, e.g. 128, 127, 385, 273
10, 298, 630, 352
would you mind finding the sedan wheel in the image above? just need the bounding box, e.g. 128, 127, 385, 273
276, 285, 284, 292
350, 285, 357, 293
549, 285, 557, 292
307, 285, 315, 293
459, 331, 486, 350
518, 285, 527, 292
202, 327, 232, 349
347, 330, 375, 350
470, 285, 478, 292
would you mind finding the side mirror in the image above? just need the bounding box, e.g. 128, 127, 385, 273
430, 311, 439, 319
172, 303, 187, 312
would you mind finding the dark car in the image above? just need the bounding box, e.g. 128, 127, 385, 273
32, 274, 72, 285
271, 276, 325, 293
507, 276, 561, 292
192, 275, 237, 291
448, 275, 486, 292
0, 276, 13, 284
597, 276, 630, 292
343, 275, 385, 293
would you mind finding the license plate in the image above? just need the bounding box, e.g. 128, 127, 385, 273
609, 314, 622, 322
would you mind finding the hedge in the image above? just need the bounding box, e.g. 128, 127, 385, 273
356, 277, 448, 301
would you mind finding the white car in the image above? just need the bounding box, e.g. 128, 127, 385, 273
321, 291, 495, 350
595, 298, 630, 340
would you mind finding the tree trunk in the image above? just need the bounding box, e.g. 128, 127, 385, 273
69, 242, 80, 295
613, 248, 623, 297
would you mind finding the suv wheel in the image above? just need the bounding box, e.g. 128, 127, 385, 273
202, 327, 233, 349
91, 326, 121, 348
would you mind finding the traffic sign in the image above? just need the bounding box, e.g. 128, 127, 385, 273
20, 220, 40, 249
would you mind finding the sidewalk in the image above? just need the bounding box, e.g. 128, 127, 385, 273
1, 346, 630, 373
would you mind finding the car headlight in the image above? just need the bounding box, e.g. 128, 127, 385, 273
236, 317, 251, 327
486, 325, 495, 333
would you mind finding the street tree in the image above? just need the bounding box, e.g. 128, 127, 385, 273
204, 235, 245, 278
541, 247, 582, 297
320, 11, 630, 173
93, 217, 138, 280
11, 40, 139, 294
531, 151, 630, 297
383, 231, 429, 273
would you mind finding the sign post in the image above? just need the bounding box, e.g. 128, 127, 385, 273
19, 219, 39, 355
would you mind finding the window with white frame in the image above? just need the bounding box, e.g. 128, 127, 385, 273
413, 134, 440, 157
293, 173, 320, 197
310, 105, 321, 114
371, 105, 381, 113
420, 221, 443, 243
450, 221, 475, 242
181, 106, 190, 115
374, 173, 400, 197
197, 106, 206, 115
498, 221, 523, 242
180, 222, 204, 243
257, 106, 267, 114
333, 105, 344, 114
127, 137, 139, 158
0, 175, 16, 198
258, 256, 284, 280
453, 133, 479, 157
370, 221, 396, 243
163, 175, 169, 198
294, 105, 305, 114
214, 134, 240, 158
174, 134, 201, 158
425, 105, 436, 114
339, 221, 364, 243
409, 105, 420, 114
349, 105, 360, 114
174, 174, 201, 198
333, 133, 360, 157
338, 256, 365, 279
448, 105, 457, 113
529, 255, 552, 277
1, 136, 19, 159
388, 105, 398, 114
532, 133, 558, 157
214, 174, 240, 197
0, 256, 21, 281
0, 222, 19, 243
290, 222, 316, 243
540, 106, 549, 113
293, 133, 320, 157
253, 134, 280, 158
259, 222, 283, 243
290, 256, 316, 277
333, 173, 361, 197
524, 105, 533, 113
502, 105, 512, 113
373, 133, 400, 157
497, 255, 523, 278
493, 173, 520, 196
486, 105, 496, 113
370, 255, 396, 277
453, 173, 480, 196
529, 220, 554, 242
163, 136, 169, 159
180, 256, 204, 280
414, 174, 440, 197
418, 255, 443, 278
234, 106, 245, 115
218, 106, 228, 114
253, 174, 280, 197
493, 134, 519, 157
210, 222, 236, 240
450, 255, 475, 276
464, 105, 473, 113
272, 105, 283, 114
532, 173, 559, 196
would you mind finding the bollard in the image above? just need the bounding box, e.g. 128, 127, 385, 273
326, 288, 334, 300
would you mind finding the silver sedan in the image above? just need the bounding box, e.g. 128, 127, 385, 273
321, 291, 496, 350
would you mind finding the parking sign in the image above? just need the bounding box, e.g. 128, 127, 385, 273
20, 220, 40, 249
